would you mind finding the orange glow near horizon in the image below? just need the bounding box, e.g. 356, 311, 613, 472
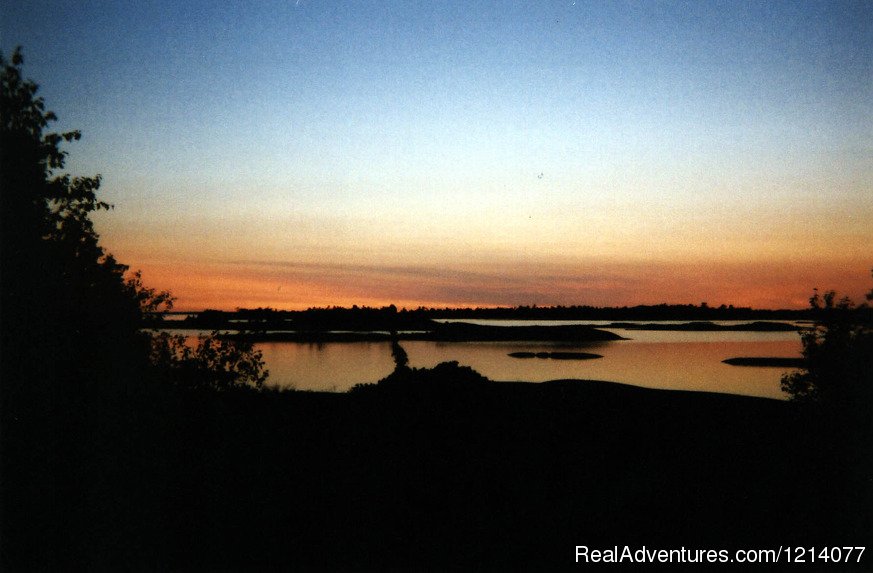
127, 255, 871, 312
96, 188, 872, 313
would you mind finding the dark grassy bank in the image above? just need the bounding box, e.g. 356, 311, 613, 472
4, 374, 871, 571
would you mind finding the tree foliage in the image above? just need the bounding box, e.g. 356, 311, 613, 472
0, 47, 266, 391
781, 272, 873, 408
150, 331, 268, 391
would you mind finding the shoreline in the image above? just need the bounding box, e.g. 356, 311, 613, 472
153, 320, 803, 343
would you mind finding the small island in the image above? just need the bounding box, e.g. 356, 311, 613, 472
722, 357, 805, 367
425, 321, 624, 342
508, 351, 603, 360
607, 321, 799, 331
222, 321, 627, 343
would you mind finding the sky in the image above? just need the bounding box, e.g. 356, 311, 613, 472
3, 0, 871, 310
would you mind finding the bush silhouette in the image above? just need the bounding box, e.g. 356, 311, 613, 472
150, 331, 268, 390
781, 271, 873, 410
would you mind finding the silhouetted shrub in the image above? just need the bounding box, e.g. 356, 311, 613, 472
150, 331, 268, 391
781, 272, 873, 409
351, 360, 489, 394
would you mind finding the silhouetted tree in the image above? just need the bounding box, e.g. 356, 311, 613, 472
781, 271, 873, 409
390, 330, 410, 372
0, 47, 266, 392
2, 47, 154, 393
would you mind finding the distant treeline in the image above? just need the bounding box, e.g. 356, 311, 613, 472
150, 303, 845, 332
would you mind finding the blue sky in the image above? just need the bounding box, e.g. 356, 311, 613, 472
3, 1, 871, 309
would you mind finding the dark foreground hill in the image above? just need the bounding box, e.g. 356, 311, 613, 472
3, 375, 871, 571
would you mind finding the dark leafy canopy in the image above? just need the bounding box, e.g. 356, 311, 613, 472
2, 47, 148, 387
781, 271, 873, 408
151, 331, 268, 390
0, 47, 266, 391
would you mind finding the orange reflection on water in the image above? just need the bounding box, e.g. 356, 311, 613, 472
260, 336, 802, 400
403, 339, 800, 399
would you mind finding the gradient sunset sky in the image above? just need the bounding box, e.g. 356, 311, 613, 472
4, 1, 871, 310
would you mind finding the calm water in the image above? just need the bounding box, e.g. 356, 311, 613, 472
258, 322, 803, 399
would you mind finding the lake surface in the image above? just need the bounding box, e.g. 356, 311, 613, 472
257, 321, 803, 399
